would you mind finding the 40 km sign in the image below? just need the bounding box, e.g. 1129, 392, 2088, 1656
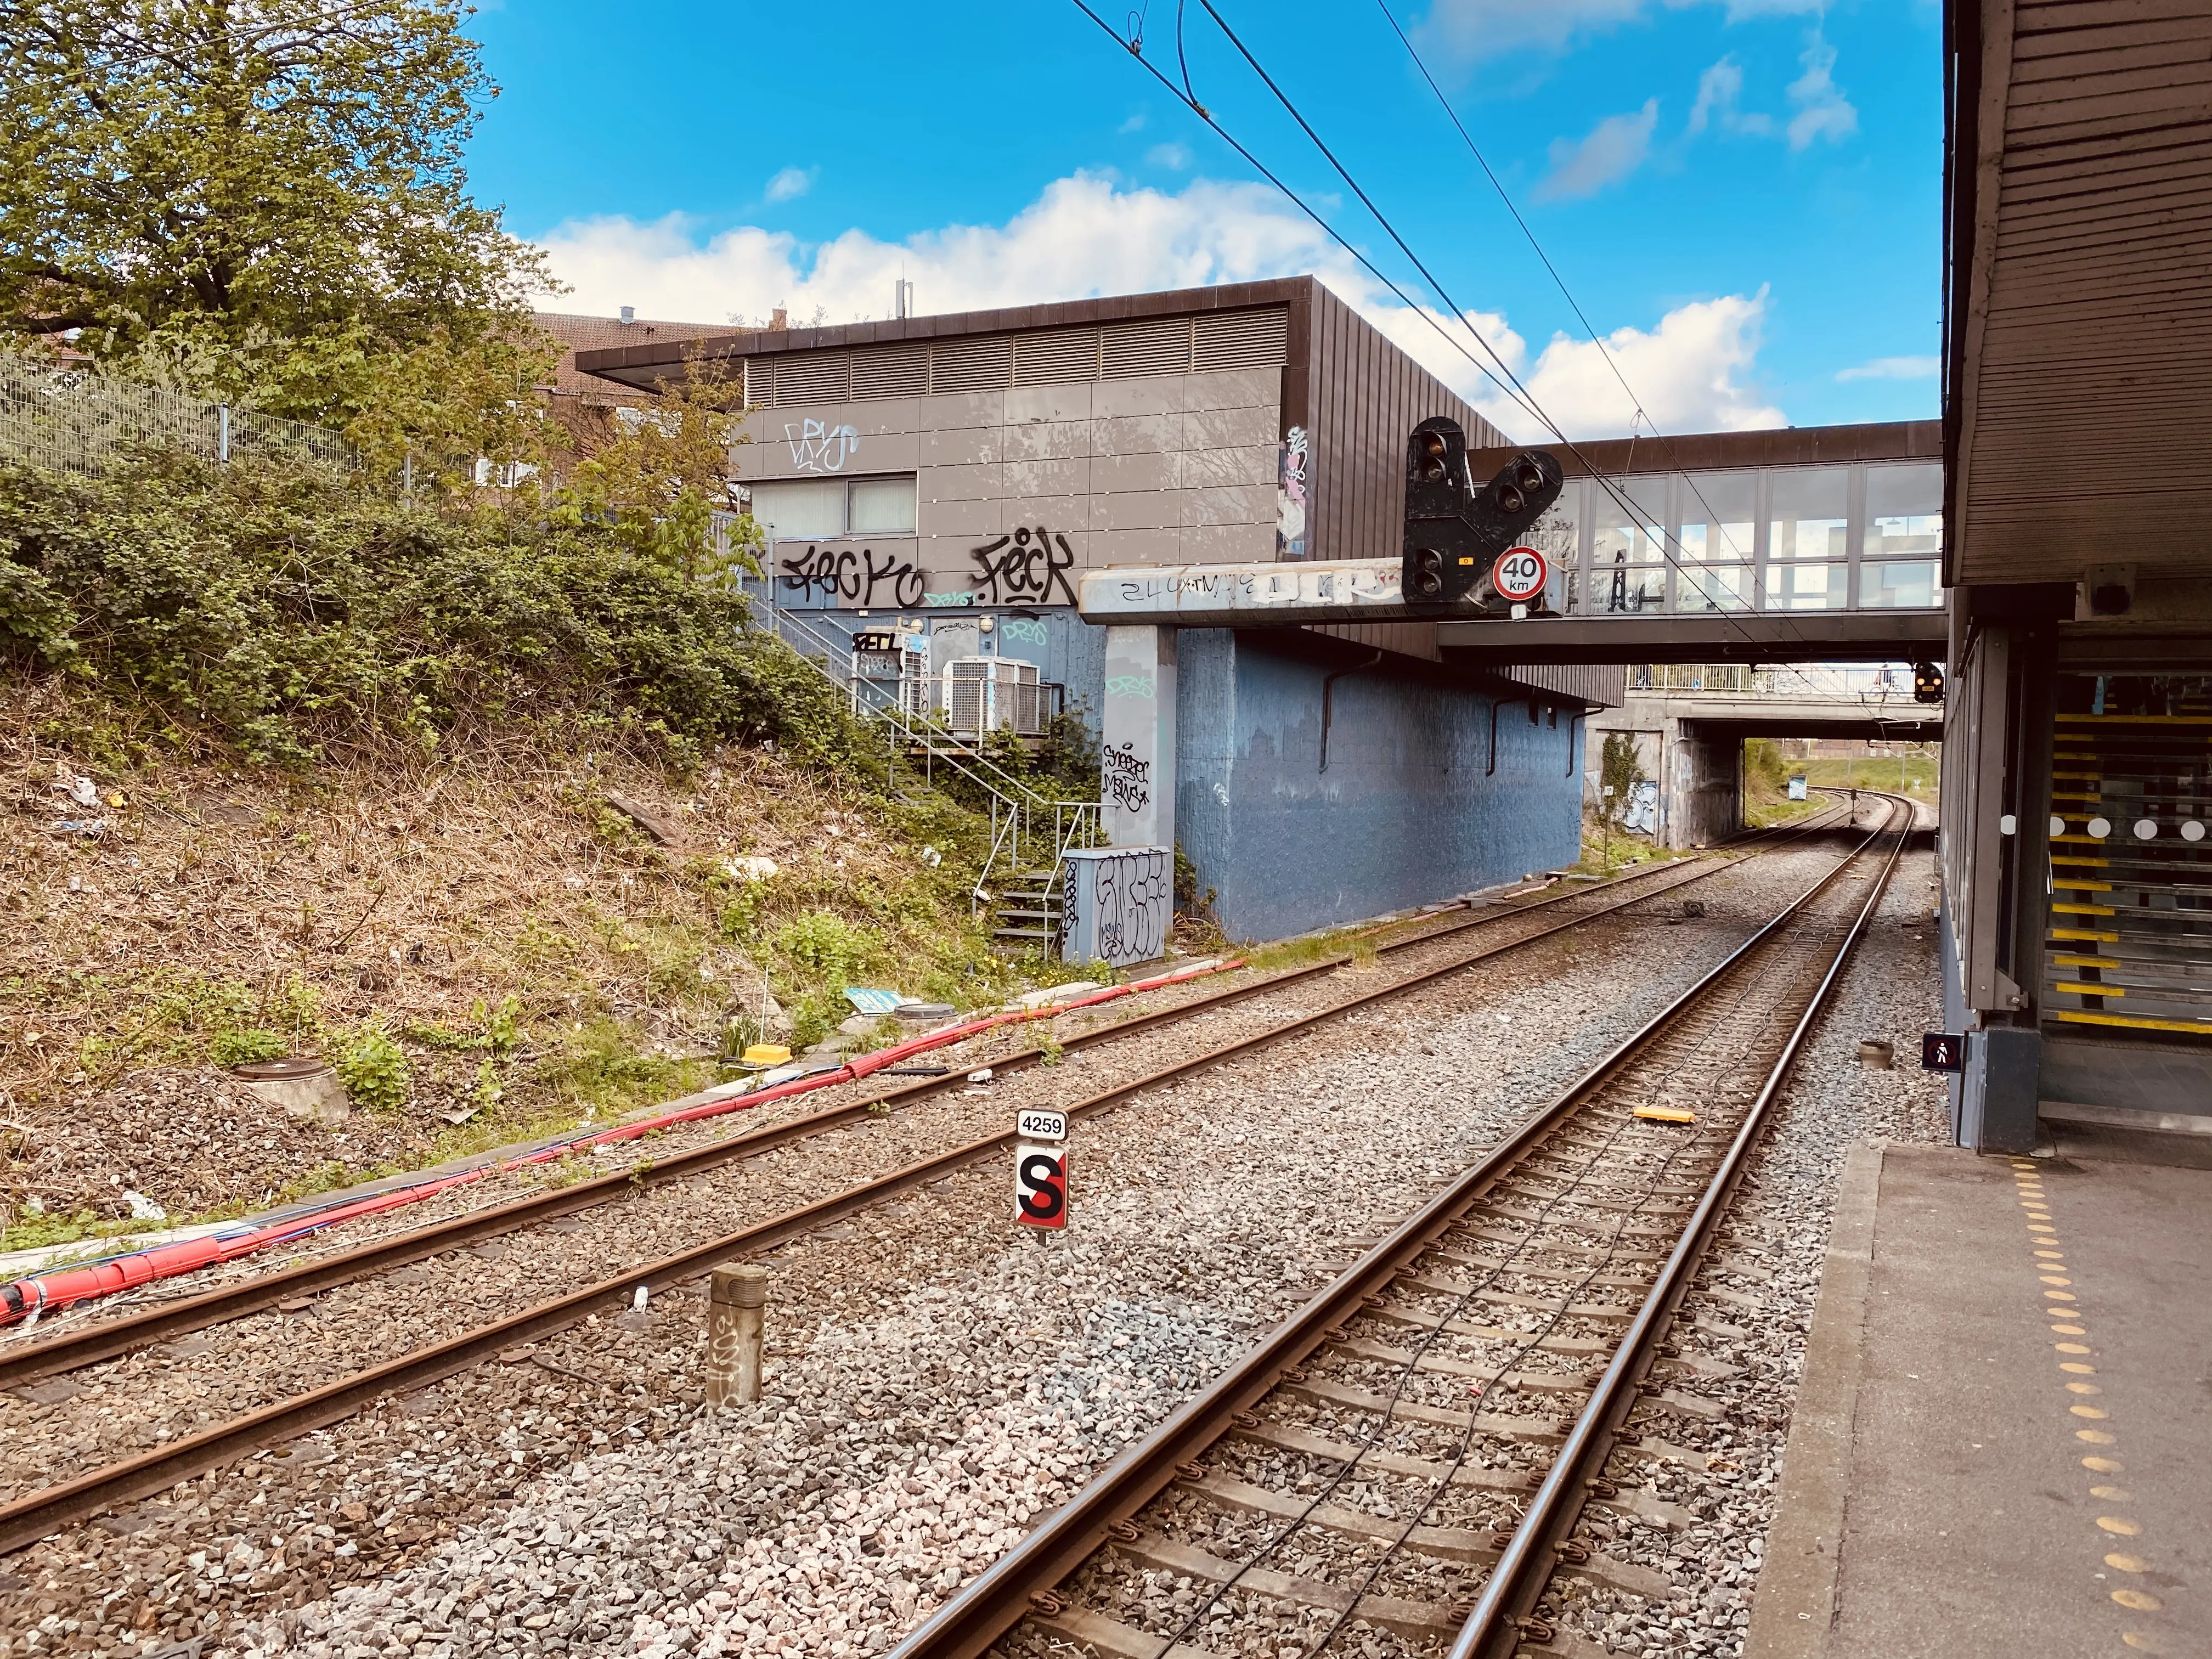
1015, 1144, 1067, 1229
1492, 546, 1547, 604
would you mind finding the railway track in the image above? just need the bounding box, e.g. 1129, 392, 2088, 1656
0, 831, 1829, 1558
887, 794, 1911, 1659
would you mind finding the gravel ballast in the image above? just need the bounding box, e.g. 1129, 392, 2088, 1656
0, 837, 1939, 1659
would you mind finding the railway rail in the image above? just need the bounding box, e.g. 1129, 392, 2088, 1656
0, 823, 1846, 1559
887, 793, 1910, 1659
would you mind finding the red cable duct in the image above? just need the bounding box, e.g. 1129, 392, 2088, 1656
0, 958, 1243, 1327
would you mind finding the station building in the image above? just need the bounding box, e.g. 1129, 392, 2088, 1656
1937, 1, 2212, 1151
579, 278, 1617, 940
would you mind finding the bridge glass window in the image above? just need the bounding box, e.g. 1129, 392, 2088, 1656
850, 477, 918, 534
1769, 562, 1849, 610
1674, 563, 1752, 611
1677, 471, 1757, 563
1861, 464, 1941, 608
1768, 468, 1850, 561
1590, 477, 1669, 612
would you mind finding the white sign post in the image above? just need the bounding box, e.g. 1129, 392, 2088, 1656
1014, 1110, 1068, 1231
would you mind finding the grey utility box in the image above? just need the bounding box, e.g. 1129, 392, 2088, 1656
1061, 847, 1173, 967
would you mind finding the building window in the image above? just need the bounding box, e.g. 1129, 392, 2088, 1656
749, 476, 917, 539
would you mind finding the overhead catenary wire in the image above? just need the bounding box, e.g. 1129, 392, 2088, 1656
1071, 0, 1809, 656
1373, 0, 1767, 575
1182, 0, 1810, 652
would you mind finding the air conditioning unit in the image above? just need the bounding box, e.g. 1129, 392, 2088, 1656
943, 657, 1042, 736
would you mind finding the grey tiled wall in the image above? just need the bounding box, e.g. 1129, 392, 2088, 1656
731, 367, 1281, 606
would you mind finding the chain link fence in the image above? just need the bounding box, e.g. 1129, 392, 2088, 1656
0, 348, 359, 481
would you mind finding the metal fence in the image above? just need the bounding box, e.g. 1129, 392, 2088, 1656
0, 348, 358, 481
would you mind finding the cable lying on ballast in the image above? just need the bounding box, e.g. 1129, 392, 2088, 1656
0, 957, 1244, 1328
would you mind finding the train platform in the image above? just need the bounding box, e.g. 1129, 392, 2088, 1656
1745, 1135, 2211, 1658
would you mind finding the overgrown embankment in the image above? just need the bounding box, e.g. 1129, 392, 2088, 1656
0, 454, 1079, 1249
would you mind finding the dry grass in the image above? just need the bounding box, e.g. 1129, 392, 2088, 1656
0, 679, 1041, 1231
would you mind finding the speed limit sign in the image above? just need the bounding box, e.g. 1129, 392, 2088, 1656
1015, 1143, 1066, 1229
1493, 546, 1547, 603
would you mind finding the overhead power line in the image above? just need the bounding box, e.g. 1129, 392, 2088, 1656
1070, 0, 1804, 653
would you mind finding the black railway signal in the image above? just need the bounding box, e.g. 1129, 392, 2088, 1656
1401, 417, 1565, 608
1913, 661, 1944, 704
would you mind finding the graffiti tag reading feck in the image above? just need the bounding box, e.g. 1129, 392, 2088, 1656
970, 526, 1077, 605
1101, 742, 1152, 813
785, 418, 860, 473
778, 544, 926, 608
1092, 849, 1171, 966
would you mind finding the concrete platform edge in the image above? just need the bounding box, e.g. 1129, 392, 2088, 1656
1741, 1140, 1885, 1658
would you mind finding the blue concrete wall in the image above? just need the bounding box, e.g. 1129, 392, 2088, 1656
1175, 630, 1584, 940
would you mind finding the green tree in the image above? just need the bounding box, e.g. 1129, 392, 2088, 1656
0, 0, 551, 445
1599, 731, 1644, 825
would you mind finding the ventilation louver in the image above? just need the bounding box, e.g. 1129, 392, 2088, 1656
929, 336, 1015, 395
1193, 308, 1290, 372
1102, 317, 1193, 379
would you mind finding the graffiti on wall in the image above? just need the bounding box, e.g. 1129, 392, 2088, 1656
1277, 425, 1310, 559
970, 526, 1077, 605
1079, 848, 1172, 967
1100, 741, 1152, 814
778, 544, 927, 608
785, 418, 861, 473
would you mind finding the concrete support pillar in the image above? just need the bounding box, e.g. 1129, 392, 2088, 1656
1101, 625, 1176, 850
706, 1261, 768, 1409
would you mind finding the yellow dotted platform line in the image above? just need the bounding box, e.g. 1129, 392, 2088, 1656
2011, 1158, 2171, 1653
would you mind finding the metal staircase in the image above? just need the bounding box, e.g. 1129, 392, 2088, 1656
756, 605, 1100, 951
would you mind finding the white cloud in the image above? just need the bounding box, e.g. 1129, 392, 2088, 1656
534, 172, 1785, 439
1118, 111, 1147, 134
1536, 100, 1660, 201
1367, 290, 1785, 439
1785, 34, 1857, 149
1418, 0, 1820, 61
1688, 57, 1774, 136
537, 172, 1361, 326
764, 166, 816, 203
1837, 354, 1939, 382
1147, 142, 1193, 170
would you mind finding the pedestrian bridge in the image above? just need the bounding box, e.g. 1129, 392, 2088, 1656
1077, 420, 1948, 668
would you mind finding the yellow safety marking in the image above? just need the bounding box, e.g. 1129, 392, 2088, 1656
1630, 1104, 1695, 1124
2066, 1381, 2103, 1395
2112, 1589, 2164, 1612
2045, 1289, 2079, 1301
2060, 1361, 2096, 1373
2052, 792, 2102, 803
2028, 1222, 2056, 1232
2077, 1428, 2116, 1443
2092, 1486, 2131, 1502
2097, 1516, 2142, 1536
2057, 711, 2212, 725
2083, 1456, 2124, 1473
2053, 1008, 2212, 1035
2051, 902, 2118, 915
2055, 983, 2125, 997
2123, 1633, 2172, 1652
2051, 928, 2121, 942
2052, 878, 2114, 890
2051, 954, 2121, 969
2050, 772, 2103, 781
2039, 1275, 2072, 1285
2106, 1553, 2148, 1572
2072, 1403, 2109, 1419
2057, 1342, 2091, 1354
2051, 837, 2113, 848
2054, 1323, 2087, 1335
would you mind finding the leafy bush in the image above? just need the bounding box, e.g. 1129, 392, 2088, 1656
335, 1021, 410, 1114
208, 1028, 287, 1067
0, 453, 857, 768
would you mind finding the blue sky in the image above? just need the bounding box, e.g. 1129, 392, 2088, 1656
467, 0, 1943, 441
